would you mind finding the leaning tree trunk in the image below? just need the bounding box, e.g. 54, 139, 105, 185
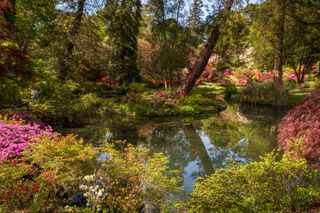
59, 0, 86, 80
181, 0, 234, 95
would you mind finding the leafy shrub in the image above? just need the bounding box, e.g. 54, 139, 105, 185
178, 94, 217, 106
80, 143, 182, 212
224, 85, 238, 101
0, 82, 20, 107
130, 83, 150, 93
278, 90, 320, 167
109, 93, 222, 117
28, 78, 101, 124
240, 80, 288, 106
0, 118, 181, 212
0, 135, 97, 212
187, 151, 320, 212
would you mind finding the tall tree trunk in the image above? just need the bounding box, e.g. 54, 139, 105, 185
272, 0, 288, 105
181, 0, 234, 95
273, 0, 286, 85
59, 0, 86, 80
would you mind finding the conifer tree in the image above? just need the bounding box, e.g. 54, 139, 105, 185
105, 0, 142, 84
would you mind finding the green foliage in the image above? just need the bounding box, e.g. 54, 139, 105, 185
80, 142, 182, 212
105, 0, 142, 84
240, 80, 288, 106
0, 81, 20, 106
0, 132, 182, 212
130, 83, 150, 93
224, 85, 238, 101
0, 135, 97, 212
109, 92, 222, 117
187, 151, 320, 212
28, 77, 101, 124
215, 11, 250, 70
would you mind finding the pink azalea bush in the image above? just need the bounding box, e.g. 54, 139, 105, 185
0, 113, 59, 161
224, 69, 235, 76
237, 77, 249, 86
288, 73, 297, 80
255, 71, 275, 82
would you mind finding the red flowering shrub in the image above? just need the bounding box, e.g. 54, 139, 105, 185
224, 69, 235, 76
278, 90, 320, 167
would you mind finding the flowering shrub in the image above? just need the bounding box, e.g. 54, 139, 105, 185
278, 90, 320, 167
235, 69, 275, 86
0, 135, 97, 212
237, 77, 249, 86
254, 70, 275, 82
0, 114, 58, 161
288, 73, 297, 80
224, 69, 235, 76
155, 91, 169, 99
0, 136, 181, 212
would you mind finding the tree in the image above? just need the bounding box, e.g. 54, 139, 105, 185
59, 0, 86, 80
285, 0, 320, 84
145, 0, 190, 89
0, 0, 30, 80
214, 10, 250, 71
181, 0, 234, 95
105, 0, 142, 84
187, 0, 204, 34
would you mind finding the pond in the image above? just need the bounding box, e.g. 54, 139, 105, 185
60, 104, 288, 192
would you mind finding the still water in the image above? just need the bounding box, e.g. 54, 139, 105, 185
61, 104, 287, 192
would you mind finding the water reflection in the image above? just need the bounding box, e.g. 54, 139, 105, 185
59, 104, 287, 192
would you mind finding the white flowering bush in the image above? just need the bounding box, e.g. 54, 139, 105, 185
79, 175, 107, 212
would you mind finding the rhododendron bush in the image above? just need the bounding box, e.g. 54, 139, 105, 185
278, 90, 320, 167
0, 113, 58, 161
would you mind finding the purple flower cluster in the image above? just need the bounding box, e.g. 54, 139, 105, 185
0, 115, 59, 161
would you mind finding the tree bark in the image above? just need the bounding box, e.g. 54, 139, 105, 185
273, 0, 286, 86
272, 0, 288, 106
181, 0, 234, 95
59, 0, 86, 80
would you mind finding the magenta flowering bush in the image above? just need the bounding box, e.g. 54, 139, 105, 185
224, 69, 235, 76
0, 115, 59, 161
288, 73, 297, 80
155, 91, 169, 99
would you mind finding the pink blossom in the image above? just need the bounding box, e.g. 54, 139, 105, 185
0, 114, 59, 161
224, 69, 235, 76
288, 73, 297, 80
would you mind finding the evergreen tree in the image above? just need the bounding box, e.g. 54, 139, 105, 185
105, 0, 142, 84
187, 0, 204, 33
